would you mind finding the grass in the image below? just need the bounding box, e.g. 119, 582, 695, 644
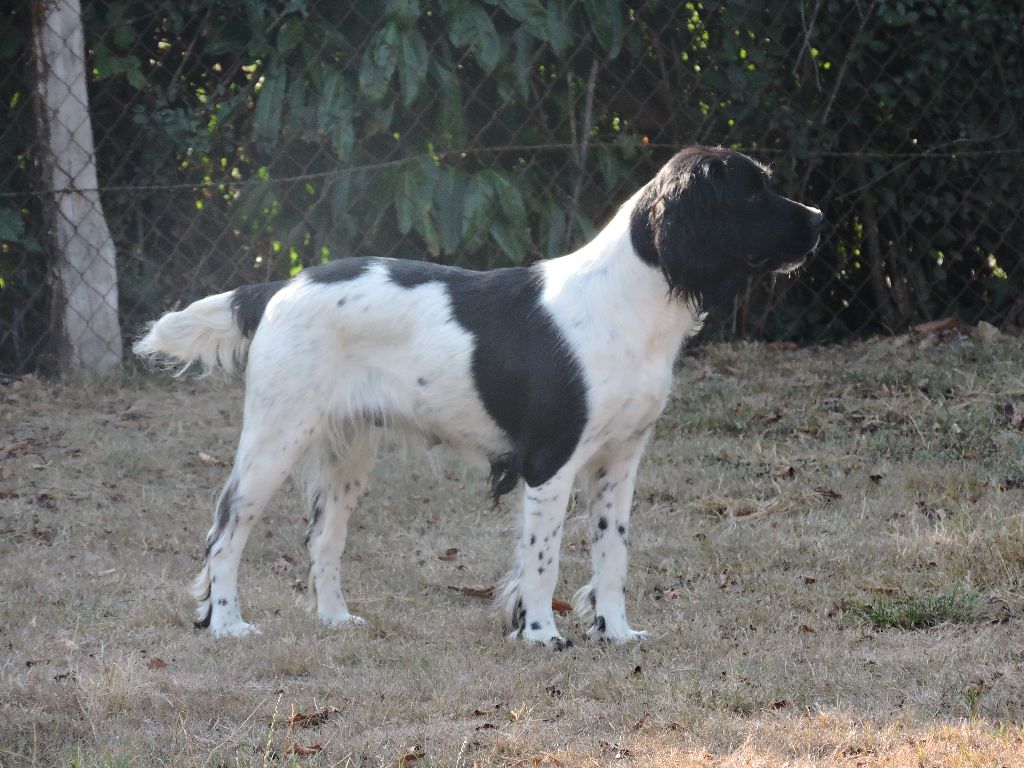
1, 334, 1023, 767
844, 589, 981, 631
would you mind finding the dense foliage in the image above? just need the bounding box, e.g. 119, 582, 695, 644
1, 0, 1021, 370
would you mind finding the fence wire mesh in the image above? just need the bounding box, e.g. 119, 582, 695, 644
2, 0, 1022, 374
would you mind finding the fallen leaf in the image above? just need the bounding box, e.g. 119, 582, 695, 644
1, 441, 35, 456
802, 575, 817, 585
863, 586, 899, 595
718, 569, 739, 591
998, 402, 1024, 430
289, 705, 340, 728
657, 586, 685, 601
387, 745, 426, 768
598, 740, 632, 759
198, 451, 226, 466
147, 657, 167, 669
438, 547, 459, 561
913, 317, 957, 335
285, 742, 322, 757
814, 486, 842, 501
551, 598, 572, 615
472, 704, 504, 716
271, 556, 294, 577
449, 585, 494, 600
119, 400, 147, 421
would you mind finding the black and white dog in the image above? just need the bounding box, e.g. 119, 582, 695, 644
135, 146, 823, 648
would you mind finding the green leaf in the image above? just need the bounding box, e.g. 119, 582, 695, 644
0, 207, 25, 241
489, 218, 529, 262
434, 61, 467, 147
500, 184, 527, 228
544, 200, 567, 258
418, 213, 442, 257
253, 69, 287, 147
512, 28, 533, 102
277, 18, 303, 55
331, 111, 355, 157
359, 23, 400, 101
546, 0, 571, 57
330, 174, 353, 221
501, 0, 547, 38
317, 72, 354, 155
388, 0, 421, 26
433, 170, 466, 254
124, 57, 146, 90
449, 3, 501, 74
395, 187, 415, 235
584, 0, 624, 58
462, 174, 491, 242
398, 29, 429, 106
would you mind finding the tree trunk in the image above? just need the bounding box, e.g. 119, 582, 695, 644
854, 162, 900, 334
32, 0, 122, 374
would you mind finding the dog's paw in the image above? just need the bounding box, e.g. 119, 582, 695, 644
208, 620, 261, 638
585, 615, 648, 644
509, 628, 575, 651
319, 611, 366, 627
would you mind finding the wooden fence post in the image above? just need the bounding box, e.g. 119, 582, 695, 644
32, 0, 122, 373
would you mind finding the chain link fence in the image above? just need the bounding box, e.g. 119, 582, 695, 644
2, 0, 1022, 374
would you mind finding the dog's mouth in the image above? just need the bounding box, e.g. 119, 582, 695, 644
774, 233, 822, 276
775, 258, 806, 275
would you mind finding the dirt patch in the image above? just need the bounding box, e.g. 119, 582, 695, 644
1, 336, 1022, 766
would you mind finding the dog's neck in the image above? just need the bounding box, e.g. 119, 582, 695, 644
540, 189, 704, 366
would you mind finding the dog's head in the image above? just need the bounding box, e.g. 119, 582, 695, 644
630, 146, 823, 307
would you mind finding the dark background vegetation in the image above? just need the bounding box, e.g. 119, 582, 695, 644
1, 0, 1022, 372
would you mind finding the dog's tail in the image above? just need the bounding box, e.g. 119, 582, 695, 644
133, 281, 284, 375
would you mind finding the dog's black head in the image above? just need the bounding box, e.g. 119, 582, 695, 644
630, 146, 823, 307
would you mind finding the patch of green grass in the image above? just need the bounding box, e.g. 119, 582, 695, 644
845, 589, 980, 631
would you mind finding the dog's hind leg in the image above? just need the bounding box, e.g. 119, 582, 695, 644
499, 469, 577, 650
193, 403, 322, 636
304, 424, 379, 626
572, 432, 651, 643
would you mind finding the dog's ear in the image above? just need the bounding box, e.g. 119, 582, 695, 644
630, 155, 742, 308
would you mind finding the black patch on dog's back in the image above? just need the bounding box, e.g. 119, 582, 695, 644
231, 282, 287, 338
384, 259, 588, 494
305, 258, 373, 285
231, 259, 372, 339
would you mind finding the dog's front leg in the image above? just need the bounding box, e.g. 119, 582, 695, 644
573, 433, 651, 642
499, 473, 574, 650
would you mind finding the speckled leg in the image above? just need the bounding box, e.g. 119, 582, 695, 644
499, 471, 575, 650
305, 427, 378, 626
573, 433, 651, 643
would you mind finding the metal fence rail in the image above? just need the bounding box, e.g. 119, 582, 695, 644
2, 0, 1022, 374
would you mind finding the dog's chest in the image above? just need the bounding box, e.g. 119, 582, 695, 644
584, 353, 675, 446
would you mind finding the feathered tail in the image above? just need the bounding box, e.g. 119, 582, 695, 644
133, 291, 248, 375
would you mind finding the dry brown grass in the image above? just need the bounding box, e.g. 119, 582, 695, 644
1, 335, 1022, 767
